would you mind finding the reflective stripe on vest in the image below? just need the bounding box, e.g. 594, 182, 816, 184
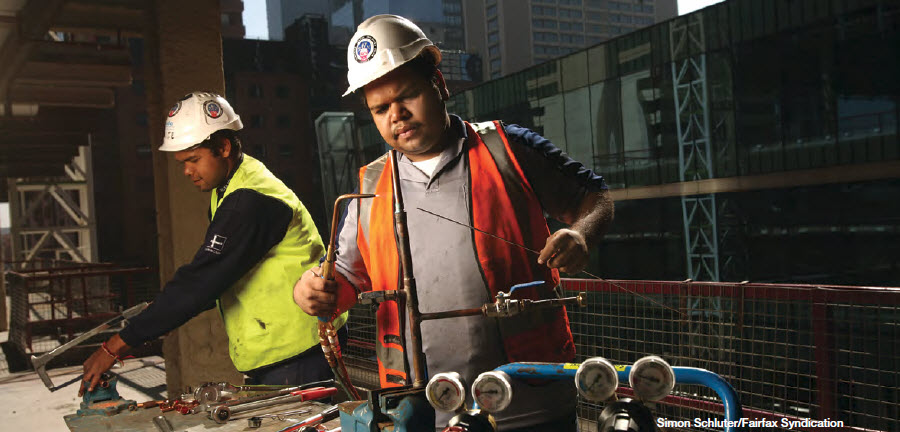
357, 121, 575, 388
211, 155, 347, 371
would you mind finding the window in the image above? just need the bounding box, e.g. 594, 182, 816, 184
532, 5, 556, 16
534, 32, 559, 42
486, 4, 497, 16
279, 143, 293, 156
489, 45, 500, 56
590, 24, 606, 34
490, 58, 501, 71
276, 85, 290, 98
250, 114, 264, 128
276, 115, 291, 128
560, 9, 582, 19
587, 0, 605, 7
488, 18, 498, 31
488, 31, 499, 43
135, 112, 148, 126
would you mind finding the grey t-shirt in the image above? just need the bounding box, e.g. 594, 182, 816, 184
335, 115, 606, 429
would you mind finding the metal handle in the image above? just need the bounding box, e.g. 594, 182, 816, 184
152, 415, 174, 432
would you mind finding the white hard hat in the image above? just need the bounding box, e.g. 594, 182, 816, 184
160, 92, 243, 152
343, 14, 442, 97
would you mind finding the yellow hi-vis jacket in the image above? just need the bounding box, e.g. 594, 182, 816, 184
211, 154, 347, 371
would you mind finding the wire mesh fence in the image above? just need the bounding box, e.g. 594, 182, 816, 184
342, 279, 899, 431
5, 262, 158, 356
567, 279, 899, 431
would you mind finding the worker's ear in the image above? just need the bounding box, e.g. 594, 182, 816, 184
433, 70, 449, 101
220, 138, 232, 159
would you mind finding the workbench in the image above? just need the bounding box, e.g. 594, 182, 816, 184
65, 399, 342, 431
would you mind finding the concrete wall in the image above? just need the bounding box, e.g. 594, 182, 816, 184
144, 0, 243, 394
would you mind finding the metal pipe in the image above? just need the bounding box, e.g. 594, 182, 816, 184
419, 307, 484, 321
322, 193, 376, 280
389, 149, 427, 388
318, 193, 373, 401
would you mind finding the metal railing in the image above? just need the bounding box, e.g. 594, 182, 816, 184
343, 279, 899, 431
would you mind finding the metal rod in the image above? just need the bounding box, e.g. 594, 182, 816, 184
322, 193, 376, 280
390, 150, 427, 388
318, 193, 373, 401
417, 207, 686, 318
420, 307, 484, 321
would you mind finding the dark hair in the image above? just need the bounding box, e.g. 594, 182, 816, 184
199, 129, 243, 159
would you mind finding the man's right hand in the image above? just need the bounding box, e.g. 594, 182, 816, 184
293, 265, 339, 317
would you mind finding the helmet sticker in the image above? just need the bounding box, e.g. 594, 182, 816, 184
354, 35, 377, 63
204, 101, 223, 119
167, 102, 181, 117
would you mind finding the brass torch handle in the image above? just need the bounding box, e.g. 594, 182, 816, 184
321, 193, 376, 281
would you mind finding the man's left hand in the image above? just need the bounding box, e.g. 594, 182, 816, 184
537, 228, 589, 274
79, 334, 128, 396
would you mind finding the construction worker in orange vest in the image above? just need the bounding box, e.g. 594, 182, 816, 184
293, 15, 613, 431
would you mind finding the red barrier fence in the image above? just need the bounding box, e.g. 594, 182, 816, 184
343, 279, 899, 431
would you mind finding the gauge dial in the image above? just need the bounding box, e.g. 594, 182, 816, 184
575, 357, 619, 402
426, 372, 467, 412
472, 371, 513, 413
629, 355, 675, 401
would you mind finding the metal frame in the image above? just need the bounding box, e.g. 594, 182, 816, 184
670, 14, 719, 283
7, 144, 98, 268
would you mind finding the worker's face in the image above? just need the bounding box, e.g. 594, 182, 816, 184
363, 66, 450, 162
173, 139, 231, 192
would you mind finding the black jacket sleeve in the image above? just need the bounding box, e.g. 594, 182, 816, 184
119, 189, 293, 347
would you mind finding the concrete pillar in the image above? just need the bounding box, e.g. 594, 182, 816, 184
144, 0, 243, 394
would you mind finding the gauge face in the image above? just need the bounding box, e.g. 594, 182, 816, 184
575, 357, 619, 402
472, 371, 513, 413
426, 372, 467, 412
629, 356, 675, 401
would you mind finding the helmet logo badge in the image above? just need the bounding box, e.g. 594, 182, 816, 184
167, 102, 181, 117
204, 101, 223, 119
354, 35, 377, 63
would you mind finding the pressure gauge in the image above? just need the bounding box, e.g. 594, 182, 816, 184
575, 357, 619, 402
629, 356, 675, 402
426, 372, 467, 412
472, 371, 513, 413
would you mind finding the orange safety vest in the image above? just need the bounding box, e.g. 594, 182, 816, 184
356, 120, 575, 388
